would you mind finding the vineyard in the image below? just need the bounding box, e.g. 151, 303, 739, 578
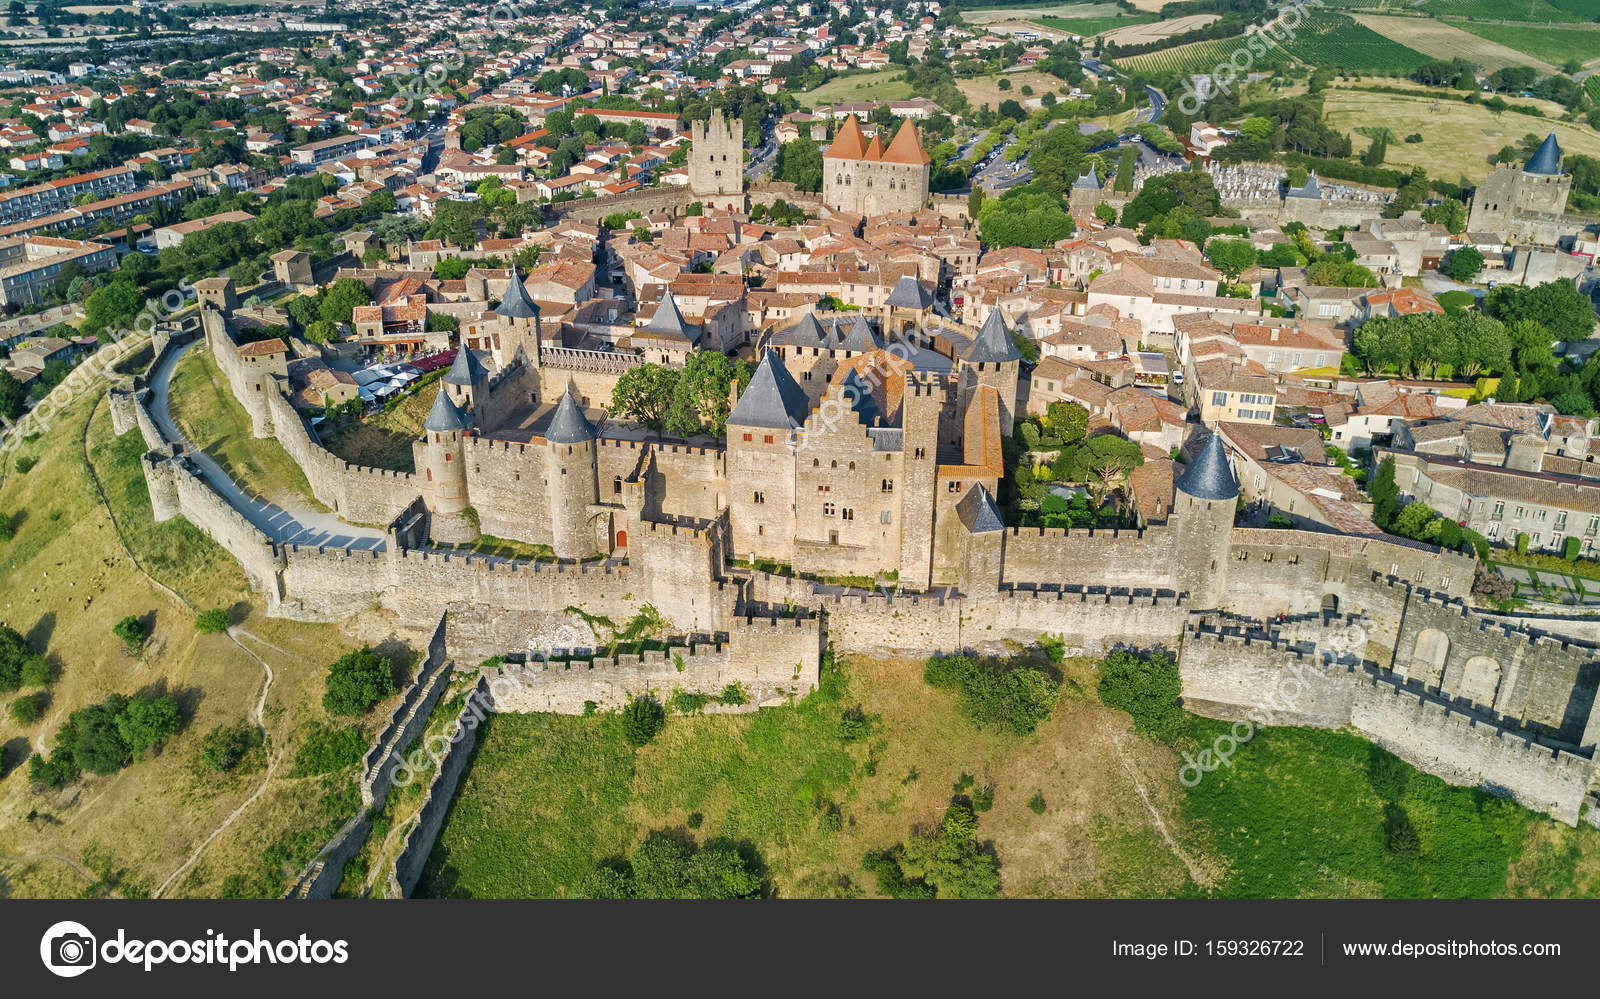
1587, 75, 1600, 106
1273, 12, 1433, 72
1451, 22, 1600, 68
1111, 33, 1289, 76
1421, 0, 1596, 20
1035, 11, 1157, 35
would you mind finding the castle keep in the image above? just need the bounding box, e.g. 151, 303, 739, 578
688, 109, 748, 215
1467, 132, 1574, 247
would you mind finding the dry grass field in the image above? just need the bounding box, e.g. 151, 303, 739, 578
1321, 88, 1600, 185
959, 3, 1120, 25
1100, 13, 1217, 44
798, 69, 915, 109
959, 69, 1080, 110
1350, 14, 1560, 73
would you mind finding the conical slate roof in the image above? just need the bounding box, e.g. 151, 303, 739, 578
1176, 431, 1238, 501
495, 265, 541, 320
789, 311, 829, 349
840, 312, 881, 352
1073, 165, 1101, 190
644, 289, 695, 342
424, 386, 469, 432
885, 274, 934, 310
443, 345, 488, 387
1287, 171, 1321, 200
838, 366, 884, 426
1524, 132, 1562, 175
965, 306, 1022, 363
956, 483, 1005, 533
544, 383, 597, 444
729, 348, 810, 431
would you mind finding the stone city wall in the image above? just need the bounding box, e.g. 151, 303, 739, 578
999, 525, 1175, 588
359, 613, 452, 809
388, 676, 489, 899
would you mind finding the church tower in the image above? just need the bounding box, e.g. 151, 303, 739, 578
493, 265, 543, 372
1169, 431, 1238, 610
689, 109, 746, 214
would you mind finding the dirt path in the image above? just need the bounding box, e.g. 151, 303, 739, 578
1115, 739, 1211, 890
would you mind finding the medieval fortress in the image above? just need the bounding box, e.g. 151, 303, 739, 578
104, 267, 1600, 828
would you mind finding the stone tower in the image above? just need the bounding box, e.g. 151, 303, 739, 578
544, 383, 602, 560
1169, 431, 1238, 610
897, 370, 945, 591
493, 265, 543, 372
1466, 132, 1572, 245
443, 341, 490, 426
422, 387, 478, 544
726, 348, 810, 564
960, 306, 1022, 436
689, 109, 746, 214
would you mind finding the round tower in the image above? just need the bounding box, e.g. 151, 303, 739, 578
1170, 430, 1239, 610
544, 384, 601, 560
422, 386, 478, 543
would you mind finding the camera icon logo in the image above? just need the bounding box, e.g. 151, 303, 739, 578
40, 920, 97, 978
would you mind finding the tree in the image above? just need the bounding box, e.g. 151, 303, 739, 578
112, 614, 148, 650
1369, 456, 1398, 529
303, 319, 339, 344
774, 135, 822, 193
1093, 201, 1118, 224
322, 646, 397, 716
896, 801, 1000, 899
1097, 648, 1182, 742
200, 722, 261, 771
116, 694, 182, 754
0, 625, 48, 692
9, 692, 41, 724
1441, 247, 1484, 283
968, 187, 985, 220
667, 350, 740, 438
1485, 280, 1596, 344
1422, 198, 1467, 234
1204, 238, 1257, 281
195, 608, 230, 634
620, 695, 665, 747
978, 185, 1074, 249
578, 830, 762, 899
318, 277, 371, 325
0, 368, 23, 421
609, 363, 679, 436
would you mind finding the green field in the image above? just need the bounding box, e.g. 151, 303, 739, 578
418, 652, 1600, 898
1036, 11, 1157, 34
1276, 12, 1433, 71
1588, 75, 1600, 105
1451, 22, 1600, 67
798, 68, 914, 109
1425, 0, 1600, 18
1113, 34, 1290, 76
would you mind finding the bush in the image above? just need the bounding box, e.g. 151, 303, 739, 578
292, 722, 367, 776
1097, 648, 1183, 743
200, 722, 262, 772
9, 692, 42, 724
1516, 533, 1529, 556
0, 625, 48, 692
322, 646, 397, 716
718, 682, 749, 706
620, 695, 665, 747
14, 455, 36, 474
1037, 635, 1065, 663
0, 512, 13, 542
923, 654, 1060, 736
971, 784, 995, 812
1028, 790, 1048, 815
1564, 536, 1581, 561
28, 751, 77, 788
195, 608, 230, 634
894, 801, 1000, 898
576, 830, 762, 898
112, 614, 148, 650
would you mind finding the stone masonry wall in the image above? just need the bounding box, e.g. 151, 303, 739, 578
359, 613, 452, 809
388, 676, 489, 899
999, 525, 1175, 589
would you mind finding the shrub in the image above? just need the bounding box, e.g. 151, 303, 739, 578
620, 695, 665, 747
322, 646, 397, 716
1097, 649, 1183, 743
0, 512, 13, 542
718, 682, 749, 706
1028, 790, 1048, 815
1564, 536, 1581, 561
195, 608, 230, 634
9, 692, 42, 724
1037, 634, 1065, 663
577, 830, 762, 899
895, 801, 1000, 898
292, 722, 367, 776
200, 722, 261, 772
1516, 533, 1529, 556
112, 614, 148, 650
923, 654, 1060, 736
27, 751, 77, 788
667, 689, 712, 714
971, 784, 995, 812
14, 455, 36, 474
0, 625, 48, 691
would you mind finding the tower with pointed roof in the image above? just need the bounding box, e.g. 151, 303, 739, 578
1170, 430, 1239, 609
726, 347, 811, 563
689, 108, 746, 214
442, 339, 491, 425
544, 382, 602, 559
493, 264, 543, 371
1466, 131, 1572, 245
960, 305, 1023, 436
822, 115, 931, 217
419, 385, 479, 543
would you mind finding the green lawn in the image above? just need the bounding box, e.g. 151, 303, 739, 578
1035, 12, 1156, 34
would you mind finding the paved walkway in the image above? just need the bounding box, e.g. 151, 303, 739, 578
149, 339, 386, 552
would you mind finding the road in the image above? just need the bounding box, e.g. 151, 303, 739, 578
149, 339, 386, 552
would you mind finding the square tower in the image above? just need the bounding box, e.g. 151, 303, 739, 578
689, 109, 747, 214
